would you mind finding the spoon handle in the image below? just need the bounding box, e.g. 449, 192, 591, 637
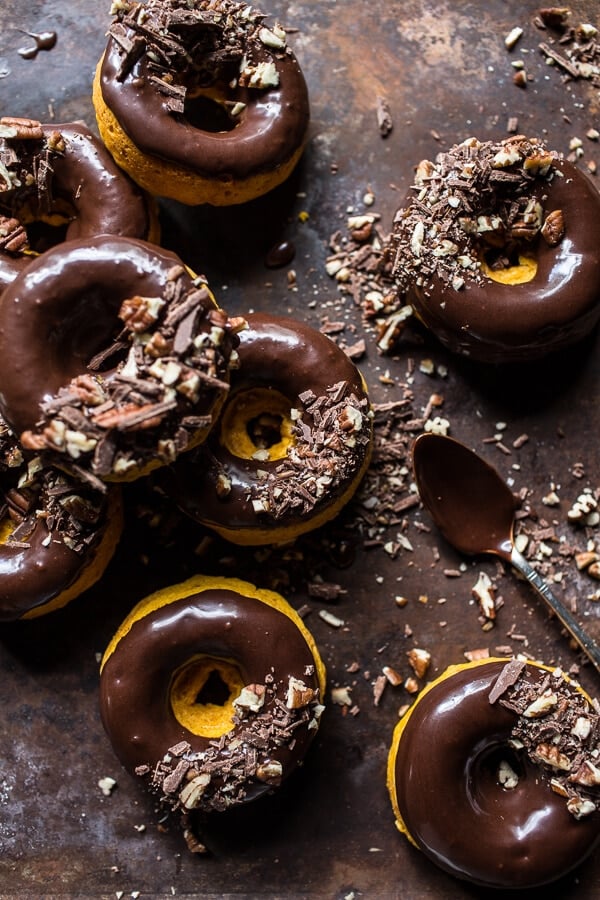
510, 546, 600, 676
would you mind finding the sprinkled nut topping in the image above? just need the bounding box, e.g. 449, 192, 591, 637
107, 0, 289, 115
389, 136, 562, 297
136, 675, 322, 816
491, 660, 600, 818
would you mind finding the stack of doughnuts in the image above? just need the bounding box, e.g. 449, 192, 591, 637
0, 229, 244, 621
0, 0, 356, 826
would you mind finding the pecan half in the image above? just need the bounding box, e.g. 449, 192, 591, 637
541, 209, 565, 246
0, 116, 44, 140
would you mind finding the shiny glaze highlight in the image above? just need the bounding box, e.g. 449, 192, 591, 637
390, 661, 600, 888
99, 587, 322, 803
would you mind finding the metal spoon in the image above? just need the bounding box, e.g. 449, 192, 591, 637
412, 431, 600, 675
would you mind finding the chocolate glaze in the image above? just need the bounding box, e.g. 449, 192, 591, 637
163, 312, 371, 538
0, 236, 202, 437
412, 432, 517, 557
100, 26, 309, 180
99, 588, 321, 804
391, 661, 600, 889
265, 239, 296, 269
0, 416, 119, 620
408, 159, 600, 362
0, 486, 110, 621
0, 123, 153, 289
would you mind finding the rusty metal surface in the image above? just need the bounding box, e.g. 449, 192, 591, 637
0, 1, 599, 897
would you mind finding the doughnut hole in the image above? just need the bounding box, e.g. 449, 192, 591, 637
185, 86, 241, 134
465, 739, 526, 813
46, 285, 127, 377
219, 387, 295, 462
170, 655, 245, 739
15, 197, 75, 254
480, 251, 538, 285
0, 515, 15, 544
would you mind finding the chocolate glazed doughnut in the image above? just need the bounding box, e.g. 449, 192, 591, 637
162, 312, 373, 545
99, 576, 326, 819
390, 136, 600, 362
0, 235, 240, 482
387, 658, 600, 889
93, 0, 310, 205
0, 118, 157, 289
0, 416, 123, 621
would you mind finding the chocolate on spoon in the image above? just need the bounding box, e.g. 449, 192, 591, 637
412, 432, 600, 675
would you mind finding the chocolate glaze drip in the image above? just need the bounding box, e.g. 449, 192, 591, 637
163, 313, 372, 538
99, 1, 309, 180
99, 589, 322, 808
392, 661, 600, 889
265, 240, 296, 269
0, 122, 153, 289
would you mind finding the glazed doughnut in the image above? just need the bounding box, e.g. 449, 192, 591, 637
387, 657, 600, 889
99, 575, 326, 822
162, 312, 373, 545
0, 117, 158, 290
92, 0, 310, 205
389, 136, 600, 362
0, 415, 123, 621
0, 235, 241, 482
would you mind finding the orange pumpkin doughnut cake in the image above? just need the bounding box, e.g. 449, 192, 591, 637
389, 136, 600, 362
93, 0, 310, 205
99, 575, 326, 826
387, 657, 600, 888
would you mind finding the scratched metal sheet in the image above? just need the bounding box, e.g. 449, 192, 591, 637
0, 1, 599, 897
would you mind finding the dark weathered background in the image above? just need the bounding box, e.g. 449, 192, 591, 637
0, 1, 599, 897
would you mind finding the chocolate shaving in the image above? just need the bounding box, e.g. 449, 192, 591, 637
389, 135, 560, 298
23, 271, 237, 478
140, 675, 322, 823
490, 660, 600, 818
488, 657, 527, 704
107, 0, 285, 113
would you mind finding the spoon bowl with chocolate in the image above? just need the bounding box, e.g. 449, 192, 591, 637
412, 432, 600, 674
